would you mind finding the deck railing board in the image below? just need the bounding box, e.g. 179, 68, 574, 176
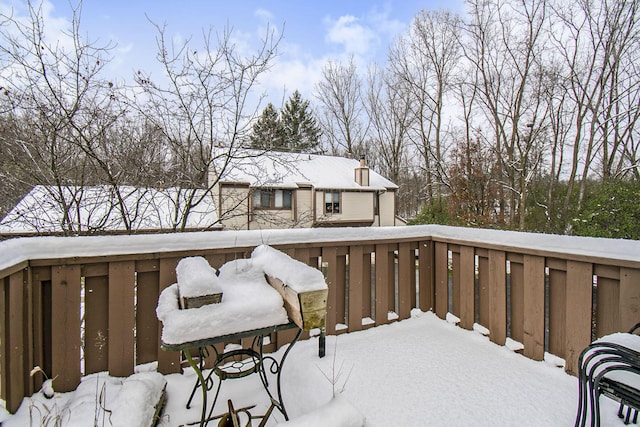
374, 244, 391, 327
477, 253, 489, 329
108, 261, 136, 378
157, 257, 180, 375
51, 265, 82, 393
565, 260, 594, 375
488, 250, 507, 346
348, 245, 365, 333
418, 241, 433, 313
434, 242, 448, 319
1, 275, 6, 404
548, 268, 567, 358
398, 242, 417, 321
596, 276, 620, 339
459, 246, 475, 331
385, 245, 397, 316
322, 246, 339, 334
24, 267, 36, 397
620, 268, 640, 333
7, 271, 26, 413
509, 257, 525, 345
84, 274, 109, 375
136, 270, 160, 366
523, 255, 546, 361
451, 249, 461, 322
336, 253, 347, 330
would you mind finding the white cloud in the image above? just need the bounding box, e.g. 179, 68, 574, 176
324, 15, 378, 56
367, 6, 408, 38
254, 8, 273, 21
259, 56, 326, 105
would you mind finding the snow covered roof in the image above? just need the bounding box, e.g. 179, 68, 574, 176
214, 149, 398, 191
0, 185, 220, 235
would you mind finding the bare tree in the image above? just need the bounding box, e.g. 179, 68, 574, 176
550, 0, 640, 227
365, 64, 414, 185
135, 21, 281, 231
391, 9, 462, 206
315, 56, 368, 157
0, 0, 123, 234
462, 0, 550, 229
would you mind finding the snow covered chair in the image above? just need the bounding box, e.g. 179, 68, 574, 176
575, 323, 640, 426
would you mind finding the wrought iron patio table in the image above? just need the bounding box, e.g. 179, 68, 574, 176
162, 321, 302, 426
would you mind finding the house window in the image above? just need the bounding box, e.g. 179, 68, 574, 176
253, 189, 292, 209
325, 191, 340, 213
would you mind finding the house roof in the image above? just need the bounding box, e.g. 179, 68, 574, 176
0, 185, 220, 235
214, 149, 398, 191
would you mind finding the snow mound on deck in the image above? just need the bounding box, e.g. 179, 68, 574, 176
274, 395, 364, 427
4, 371, 166, 427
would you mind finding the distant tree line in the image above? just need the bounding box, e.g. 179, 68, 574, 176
312, 0, 640, 239
1, 0, 639, 239
0, 2, 281, 233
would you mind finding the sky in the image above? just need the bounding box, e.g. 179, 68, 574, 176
0, 0, 465, 106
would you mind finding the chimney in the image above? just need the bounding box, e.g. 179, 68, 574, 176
355, 155, 370, 186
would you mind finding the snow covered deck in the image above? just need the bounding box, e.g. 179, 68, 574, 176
1, 225, 640, 419
5, 310, 628, 426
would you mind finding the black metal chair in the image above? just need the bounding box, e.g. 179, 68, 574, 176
575, 323, 640, 427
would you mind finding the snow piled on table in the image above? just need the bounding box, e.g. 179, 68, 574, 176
176, 256, 222, 298
157, 258, 288, 345
251, 244, 327, 292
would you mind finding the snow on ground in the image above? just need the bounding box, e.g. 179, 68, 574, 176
2, 310, 632, 426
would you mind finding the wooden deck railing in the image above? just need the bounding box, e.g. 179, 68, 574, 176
1, 225, 639, 413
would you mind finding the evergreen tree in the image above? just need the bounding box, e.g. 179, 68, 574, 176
249, 103, 285, 150
280, 90, 322, 153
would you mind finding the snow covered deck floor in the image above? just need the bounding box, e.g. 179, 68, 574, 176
4, 310, 633, 426
156, 311, 609, 427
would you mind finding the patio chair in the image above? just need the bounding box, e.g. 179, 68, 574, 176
575, 322, 640, 427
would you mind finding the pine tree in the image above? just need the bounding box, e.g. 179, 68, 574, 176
280, 90, 322, 153
249, 103, 285, 150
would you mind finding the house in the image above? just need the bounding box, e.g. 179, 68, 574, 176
0, 185, 221, 236
210, 149, 400, 230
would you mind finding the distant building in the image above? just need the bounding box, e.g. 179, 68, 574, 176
210, 149, 401, 230
0, 185, 220, 237
2, 151, 401, 237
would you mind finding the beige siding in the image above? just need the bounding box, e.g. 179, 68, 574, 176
316, 190, 374, 223
295, 188, 314, 227
249, 210, 295, 230
219, 185, 250, 230
378, 190, 396, 226
342, 192, 374, 220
